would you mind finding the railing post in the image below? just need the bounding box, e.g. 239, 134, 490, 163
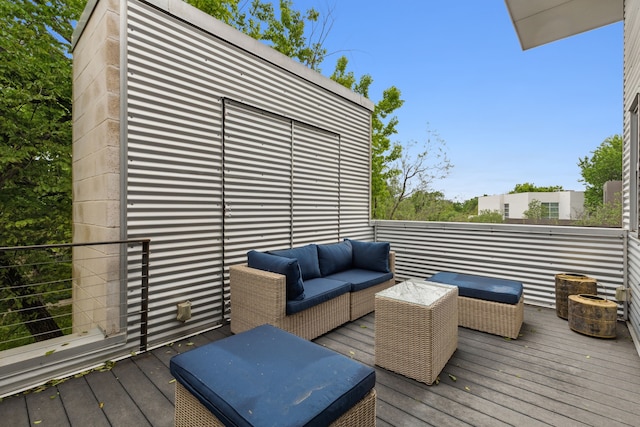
140, 239, 150, 352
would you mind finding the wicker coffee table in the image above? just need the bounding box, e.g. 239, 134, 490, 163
375, 279, 458, 385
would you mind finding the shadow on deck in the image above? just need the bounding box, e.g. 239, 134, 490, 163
2, 305, 640, 426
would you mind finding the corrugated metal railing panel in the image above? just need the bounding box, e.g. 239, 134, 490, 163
292, 123, 340, 245
127, 1, 225, 346
374, 221, 625, 311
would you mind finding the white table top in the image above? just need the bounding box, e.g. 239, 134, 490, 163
376, 278, 456, 307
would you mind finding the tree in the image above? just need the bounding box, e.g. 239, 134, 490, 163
386, 132, 452, 219
330, 56, 404, 218
186, 0, 331, 71
578, 134, 623, 210
574, 192, 622, 228
509, 183, 563, 193
1, 0, 84, 344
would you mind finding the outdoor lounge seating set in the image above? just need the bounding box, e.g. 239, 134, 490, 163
229, 239, 396, 340
171, 249, 527, 426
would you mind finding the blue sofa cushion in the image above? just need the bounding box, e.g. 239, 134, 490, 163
270, 244, 321, 280
317, 241, 353, 276
428, 271, 523, 305
346, 239, 390, 273
170, 325, 375, 427
247, 250, 305, 301
326, 269, 394, 293
286, 277, 351, 315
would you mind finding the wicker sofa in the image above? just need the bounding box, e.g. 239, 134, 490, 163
230, 239, 396, 340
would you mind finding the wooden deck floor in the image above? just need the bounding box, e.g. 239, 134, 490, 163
2, 305, 640, 426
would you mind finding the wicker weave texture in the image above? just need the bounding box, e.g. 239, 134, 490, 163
350, 251, 396, 321
458, 295, 524, 339
350, 278, 395, 321
230, 264, 350, 340
175, 382, 376, 427
375, 284, 458, 385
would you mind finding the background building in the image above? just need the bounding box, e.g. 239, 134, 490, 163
478, 191, 585, 220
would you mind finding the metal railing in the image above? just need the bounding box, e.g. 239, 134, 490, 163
0, 239, 150, 354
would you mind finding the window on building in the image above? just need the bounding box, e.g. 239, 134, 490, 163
503, 203, 509, 219
541, 202, 559, 219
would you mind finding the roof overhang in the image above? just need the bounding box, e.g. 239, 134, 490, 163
504, 0, 623, 50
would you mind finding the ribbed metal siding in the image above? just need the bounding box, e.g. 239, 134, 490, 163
125, 0, 374, 344
625, 0, 640, 334
375, 221, 625, 313
292, 123, 341, 245
126, 2, 225, 345
628, 236, 640, 331
222, 102, 293, 261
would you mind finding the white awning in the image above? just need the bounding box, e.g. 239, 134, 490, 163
504, 0, 623, 50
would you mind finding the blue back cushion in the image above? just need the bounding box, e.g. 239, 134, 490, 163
247, 250, 305, 301
346, 239, 390, 273
170, 324, 375, 427
317, 241, 353, 276
269, 244, 321, 280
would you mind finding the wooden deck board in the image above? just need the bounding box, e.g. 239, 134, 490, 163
57, 377, 110, 427
1, 305, 639, 426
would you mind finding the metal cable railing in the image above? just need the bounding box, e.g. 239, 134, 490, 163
0, 239, 150, 354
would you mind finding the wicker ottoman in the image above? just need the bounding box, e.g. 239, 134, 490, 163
375, 279, 458, 385
170, 324, 376, 427
428, 272, 524, 339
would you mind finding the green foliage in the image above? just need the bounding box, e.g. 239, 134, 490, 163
187, 0, 328, 70
523, 199, 544, 221
578, 134, 623, 209
0, 0, 82, 246
574, 193, 622, 228
509, 183, 564, 193
0, 0, 83, 347
330, 56, 404, 219
469, 210, 504, 223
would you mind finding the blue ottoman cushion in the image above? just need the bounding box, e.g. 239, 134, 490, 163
428, 271, 523, 305
170, 324, 375, 427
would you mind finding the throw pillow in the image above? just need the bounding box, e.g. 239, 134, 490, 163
247, 250, 305, 300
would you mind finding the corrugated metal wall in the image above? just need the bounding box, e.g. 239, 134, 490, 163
124, 0, 374, 347
374, 221, 625, 312
624, 0, 640, 338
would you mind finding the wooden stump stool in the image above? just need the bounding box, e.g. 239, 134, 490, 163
568, 294, 617, 338
555, 273, 597, 319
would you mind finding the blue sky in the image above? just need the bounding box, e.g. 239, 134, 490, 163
290, 0, 623, 201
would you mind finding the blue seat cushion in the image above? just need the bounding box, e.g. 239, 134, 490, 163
326, 269, 394, 293
170, 325, 375, 427
346, 239, 390, 273
286, 277, 351, 315
317, 241, 353, 276
270, 244, 322, 280
428, 272, 523, 305
247, 250, 305, 301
